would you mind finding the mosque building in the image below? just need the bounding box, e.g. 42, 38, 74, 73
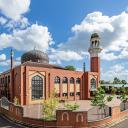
0, 33, 102, 105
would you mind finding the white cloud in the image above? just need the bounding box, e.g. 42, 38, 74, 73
0, 54, 6, 62
0, 55, 21, 67
0, 16, 7, 25
0, 59, 9, 66
6, 17, 30, 30
0, 24, 52, 51
58, 11, 128, 61
0, 0, 31, 20
100, 50, 118, 61
0, 0, 31, 30
72, 12, 114, 33
49, 50, 83, 64
101, 64, 128, 81
0, 58, 20, 67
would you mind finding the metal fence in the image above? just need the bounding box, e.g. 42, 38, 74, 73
120, 102, 128, 111
87, 105, 111, 122
0, 97, 9, 110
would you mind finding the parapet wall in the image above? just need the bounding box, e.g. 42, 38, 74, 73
0, 99, 56, 127
0, 99, 128, 127
56, 107, 128, 128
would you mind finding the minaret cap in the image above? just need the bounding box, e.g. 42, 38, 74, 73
90, 33, 100, 39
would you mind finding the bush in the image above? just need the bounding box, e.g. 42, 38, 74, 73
65, 102, 79, 111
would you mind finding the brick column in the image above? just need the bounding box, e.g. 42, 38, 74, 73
60, 78, 62, 99
10, 69, 14, 102
67, 79, 70, 99
74, 79, 76, 100
47, 72, 50, 98
25, 67, 29, 105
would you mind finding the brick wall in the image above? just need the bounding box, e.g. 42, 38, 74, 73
1, 102, 128, 127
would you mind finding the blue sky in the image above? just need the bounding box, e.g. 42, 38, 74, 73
0, 0, 128, 81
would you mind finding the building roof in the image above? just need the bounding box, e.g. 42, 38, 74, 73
21, 61, 65, 69
21, 49, 49, 64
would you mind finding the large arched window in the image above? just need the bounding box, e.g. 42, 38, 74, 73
70, 77, 74, 84
90, 78, 96, 90
31, 75, 43, 100
54, 76, 60, 84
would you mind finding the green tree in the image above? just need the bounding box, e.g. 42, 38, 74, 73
121, 80, 127, 84
100, 80, 105, 84
13, 96, 20, 105
65, 65, 76, 71
113, 77, 120, 84
42, 91, 59, 120
65, 102, 79, 111
119, 86, 128, 110
111, 87, 117, 95
91, 87, 113, 116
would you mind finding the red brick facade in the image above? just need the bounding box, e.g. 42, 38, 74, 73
0, 62, 100, 105
0, 33, 102, 105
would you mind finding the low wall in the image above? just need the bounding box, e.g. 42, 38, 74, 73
87, 106, 128, 127
0, 100, 56, 127
1, 99, 128, 128
56, 107, 128, 128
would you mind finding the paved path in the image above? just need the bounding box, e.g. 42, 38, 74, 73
110, 119, 128, 128
0, 114, 24, 128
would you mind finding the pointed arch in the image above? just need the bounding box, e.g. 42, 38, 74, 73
31, 75, 43, 100
90, 78, 96, 90
54, 76, 60, 84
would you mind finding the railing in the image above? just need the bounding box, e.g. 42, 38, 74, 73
87, 105, 111, 122
120, 102, 128, 111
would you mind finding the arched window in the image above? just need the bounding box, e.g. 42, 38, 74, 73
8, 76, 10, 83
70, 77, 74, 84
90, 78, 96, 90
95, 40, 97, 46
5, 77, 7, 84
54, 76, 60, 84
31, 75, 43, 100
62, 77, 68, 84
76, 78, 80, 84
76, 113, 84, 122
92, 41, 94, 47
62, 112, 69, 121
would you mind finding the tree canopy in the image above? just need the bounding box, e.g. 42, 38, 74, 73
91, 87, 113, 116
42, 90, 59, 120
65, 65, 76, 71
65, 102, 79, 111
100, 77, 127, 84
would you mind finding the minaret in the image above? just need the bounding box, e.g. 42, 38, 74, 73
10, 49, 14, 69
10, 48, 14, 102
83, 62, 85, 72
88, 33, 102, 74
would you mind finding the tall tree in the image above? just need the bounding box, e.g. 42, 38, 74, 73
119, 86, 128, 111
91, 87, 113, 116
42, 90, 59, 120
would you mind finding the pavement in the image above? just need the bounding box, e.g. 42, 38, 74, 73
0, 114, 25, 128
110, 118, 128, 128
